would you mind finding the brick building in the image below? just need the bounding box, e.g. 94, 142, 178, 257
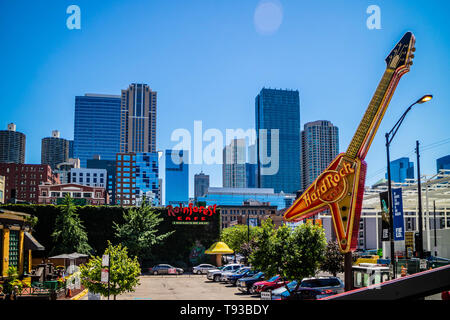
38, 183, 107, 205
0, 163, 60, 204
219, 201, 278, 229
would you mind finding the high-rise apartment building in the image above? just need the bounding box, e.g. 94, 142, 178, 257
41, 130, 70, 170
165, 149, 189, 205
223, 139, 246, 188
255, 88, 301, 193
386, 157, 414, 183
0, 123, 26, 164
194, 172, 210, 199
74, 94, 121, 167
301, 121, 339, 191
120, 84, 157, 153
115, 152, 159, 206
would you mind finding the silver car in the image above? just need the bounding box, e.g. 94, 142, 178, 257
299, 277, 345, 295
192, 264, 217, 274
207, 264, 243, 282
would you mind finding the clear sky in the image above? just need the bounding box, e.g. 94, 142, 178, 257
1, 0, 449, 197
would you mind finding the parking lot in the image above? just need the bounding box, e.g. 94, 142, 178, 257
114, 274, 259, 300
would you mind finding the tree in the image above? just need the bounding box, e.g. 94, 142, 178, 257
114, 201, 174, 265
249, 220, 327, 293
220, 224, 261, 263
80, 241, 140, 300
321, 240, 345, 277
51, 194, 92, 255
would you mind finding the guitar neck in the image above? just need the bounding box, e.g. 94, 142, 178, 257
346, 69, 395, 159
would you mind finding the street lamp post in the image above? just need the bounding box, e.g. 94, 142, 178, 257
385, 94, 432, 279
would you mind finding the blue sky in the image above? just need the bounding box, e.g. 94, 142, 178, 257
1, 0, 449, 196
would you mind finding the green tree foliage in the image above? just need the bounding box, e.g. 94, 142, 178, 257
50, 194, 92, 255
114, 201, 174, 264
321, 240, 345, 276
80, 242, 140, 300
220, 224, 261, 254
250, 220, 327, 292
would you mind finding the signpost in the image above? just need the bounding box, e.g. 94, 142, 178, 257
102, 254, 110, 300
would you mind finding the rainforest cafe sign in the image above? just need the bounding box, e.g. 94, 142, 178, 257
303, 162, 355, 207
167, 203, 217, 224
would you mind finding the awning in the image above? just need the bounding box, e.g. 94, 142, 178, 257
24, 232, 45, 251
205, 241, 234, 254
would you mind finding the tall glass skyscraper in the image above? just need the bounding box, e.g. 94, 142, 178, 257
386, 157, 414, 183
255, 88, 301, 193
135, 152, 159, 206
436, 155, 450, 173
165, 149, 189, 205
223, 138, 246, 188
301, 121, 339, 191
74, 94, 121, 167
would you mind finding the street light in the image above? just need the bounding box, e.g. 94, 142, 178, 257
385, 94, 432, 279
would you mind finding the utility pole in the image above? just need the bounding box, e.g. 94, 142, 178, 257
416, 140, 424, 258
433, 201, 437, 257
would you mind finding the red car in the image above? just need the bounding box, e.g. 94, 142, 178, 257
252, 275, 289, 294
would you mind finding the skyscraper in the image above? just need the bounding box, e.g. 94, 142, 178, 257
41, 130, 70, 170
120, 83, 157, 153
74, 94, 121, 167
194, 172, 210, 199
301, 120, 339, 191
255, 88, 300, 193
385, 157, 414, 183
87, 155, 117, 205
165, 149, 189, 205
223, 139, 246, 188
0, 123, 26, 164
436, 155, 450, 173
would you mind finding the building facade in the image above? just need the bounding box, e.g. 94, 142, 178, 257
70, 168, 107, 188
165, 149, 189, 205
0, 123, 26, 164
197, 187, 296, 210
115, 152, 159, 206
437, 155, 450, 173
120, 83, 157, 153
301, 120, 339, 191
0, 163, 60, 204
74, 94, 121, 167
38, 183, 106, 205
386, 157, 414, 183
54, 158, 80, 184
223, 139, 246, 188
194, 172, 210, 199
41, 130, 70, 170
219, 201, 278, 229
0, 175, 4, 204
87, 156, 117, 205
255, 88, 301, 193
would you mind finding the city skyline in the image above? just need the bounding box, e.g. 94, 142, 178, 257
1, 1, 449, 196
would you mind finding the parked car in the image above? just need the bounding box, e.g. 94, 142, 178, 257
227, 268, 257, 286
220, 266, 250, 282
207, 264, 243, 282
237, 272, 264, 294
264, 280, 298, 300
149, 264, 184, 275
299, 277, 344, 295
192, 264, 217, 274
253, 275, 289, 294
279, 287, 334, 300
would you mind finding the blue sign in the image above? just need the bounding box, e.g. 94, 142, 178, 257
392, 188, 405, 241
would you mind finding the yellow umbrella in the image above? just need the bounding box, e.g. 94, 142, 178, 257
204, 242, 234, 266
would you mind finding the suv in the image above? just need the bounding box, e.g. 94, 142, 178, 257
192, 264, 217, 274
207, 264, 243, 282
149, 264, 184, 275
299, 277, 344, 295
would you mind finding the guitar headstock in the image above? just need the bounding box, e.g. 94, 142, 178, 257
385, 32, 415, 72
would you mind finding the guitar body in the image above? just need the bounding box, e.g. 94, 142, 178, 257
284, 154, 366, 252
283, 32, 416, 253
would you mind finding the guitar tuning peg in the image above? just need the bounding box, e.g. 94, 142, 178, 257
409, 61, 414, 66
411, 47, 416, 52
410, 54, 415, 59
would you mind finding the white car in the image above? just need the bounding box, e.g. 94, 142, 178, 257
206, 264, 244, 282
192, 264, 217, 274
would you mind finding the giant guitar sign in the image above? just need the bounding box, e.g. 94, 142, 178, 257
284, 32, 416, 253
